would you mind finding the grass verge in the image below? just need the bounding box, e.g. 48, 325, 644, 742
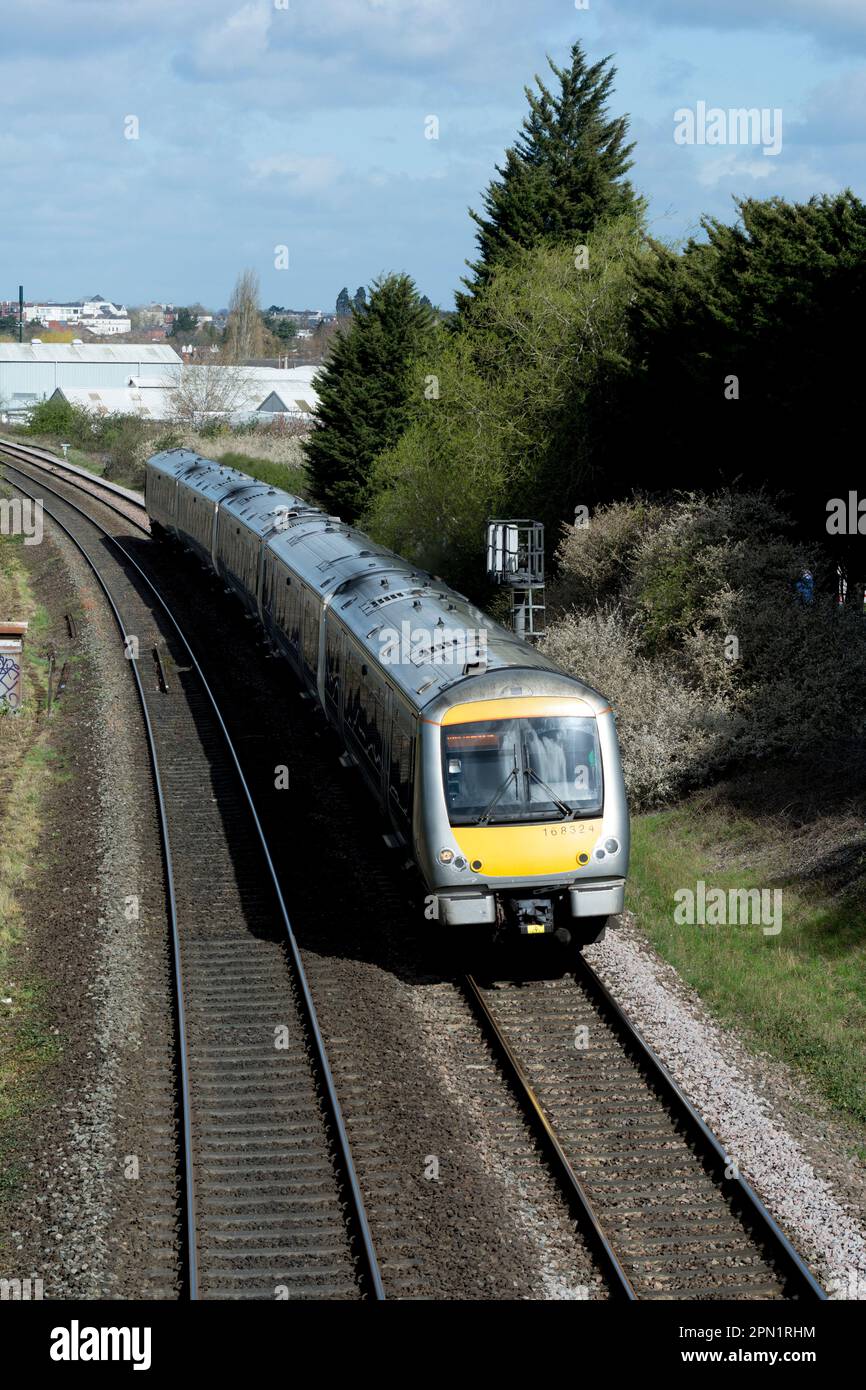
627, 793, 866, 1133
0, 532, 61, 1201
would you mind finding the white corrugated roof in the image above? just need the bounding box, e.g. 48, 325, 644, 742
54, 386, 177, 420
233, 365, 321, 385
0, 343, 182, 364
179, 365, 319, 415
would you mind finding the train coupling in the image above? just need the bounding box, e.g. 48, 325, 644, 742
508, 896, 556, 936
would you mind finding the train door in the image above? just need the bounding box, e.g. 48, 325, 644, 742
323, 615, 345, 727
387, 698, 415, 833
301, 587, 320, 690
259, 551, 276, 634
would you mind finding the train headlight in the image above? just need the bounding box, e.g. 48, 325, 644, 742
605, 838, 620, 855
439, 848, 454, 864
576, 852, 589, 866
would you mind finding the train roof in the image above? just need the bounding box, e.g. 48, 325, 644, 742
149, 448, 314, 516
145, 449, 611, 714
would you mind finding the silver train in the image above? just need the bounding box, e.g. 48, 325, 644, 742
146, 450, 630, 945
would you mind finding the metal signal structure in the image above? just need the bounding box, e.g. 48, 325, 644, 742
486, 519, 546, 642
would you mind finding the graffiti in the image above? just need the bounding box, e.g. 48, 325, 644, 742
0, 653, 21, 709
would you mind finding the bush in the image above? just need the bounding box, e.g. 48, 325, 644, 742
152, 428, 185, 453
547, 490, 866, 802
97, 414, 150, 485
550, 496, 664, 612
542, 606, 729, 808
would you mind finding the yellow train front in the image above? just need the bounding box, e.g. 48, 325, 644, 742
414, 681, 628, 946
145, 449, 629, 947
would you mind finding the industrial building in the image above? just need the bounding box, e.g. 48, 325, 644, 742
0, 343, 183, 417
0, 346, 317, 425
233, 365, 320, 417
48, 385, 178, 422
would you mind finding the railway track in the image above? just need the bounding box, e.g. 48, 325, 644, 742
464, 960, 826, 1300
2, 441, 827, 1302
2, 449, 383, 1301
0, 436, 149, 532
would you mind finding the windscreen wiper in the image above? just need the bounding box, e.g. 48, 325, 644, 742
477, 745, 519, 826
525, 764, 574, 819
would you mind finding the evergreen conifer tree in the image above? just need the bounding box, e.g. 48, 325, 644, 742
305, 273, 435, 519
457, 42, 642, 310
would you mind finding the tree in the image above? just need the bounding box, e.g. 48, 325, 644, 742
171, 364, 253, 429
304, 273, 435, 519
617, 191, 866, 597
457, 42, 643, 312
353, 286, 367, 313
365, 221, 641, 592
169, 306, 198, 337
336, 287, 352, 318
264, 313, 298, 343
222, 269, 267, 363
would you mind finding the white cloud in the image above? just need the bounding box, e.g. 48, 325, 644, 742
696, 152, 779, 188
249, 152, 344, 194
797, 68, 866, 145
186, 2, 272, 78
609, 0, 866, 51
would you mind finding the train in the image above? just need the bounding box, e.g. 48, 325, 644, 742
145, 449, 630, 947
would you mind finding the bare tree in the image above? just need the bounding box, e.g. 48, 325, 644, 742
171, 364, 253, 430
222, 269, 266, 364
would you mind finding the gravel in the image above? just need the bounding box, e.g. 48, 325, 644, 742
586, 916, 866, 1300
4, 518, 176, 1298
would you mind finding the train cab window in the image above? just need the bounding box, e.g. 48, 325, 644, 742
442, 715, 603, 825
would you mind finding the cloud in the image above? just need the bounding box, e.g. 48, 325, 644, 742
249, 152, 345, 195
795, 68, 866, 145
607, 0, 866, 53
178, 2, 272, 80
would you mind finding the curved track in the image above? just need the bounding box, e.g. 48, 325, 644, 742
2, 441, 826, 1303
1, 447, 384, 1301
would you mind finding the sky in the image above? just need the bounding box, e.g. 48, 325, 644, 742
1, 0, 864, 313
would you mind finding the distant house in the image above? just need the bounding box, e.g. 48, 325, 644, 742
23, 296, 132, 336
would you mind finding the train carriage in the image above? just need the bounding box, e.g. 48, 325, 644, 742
145, 448, 629, 946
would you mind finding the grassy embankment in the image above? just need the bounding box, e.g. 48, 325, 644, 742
627, 784, 866, 1143
9, 426, 310, 497
0, 527, 62, 1201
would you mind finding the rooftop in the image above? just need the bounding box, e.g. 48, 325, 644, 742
0, 343, 182, 364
